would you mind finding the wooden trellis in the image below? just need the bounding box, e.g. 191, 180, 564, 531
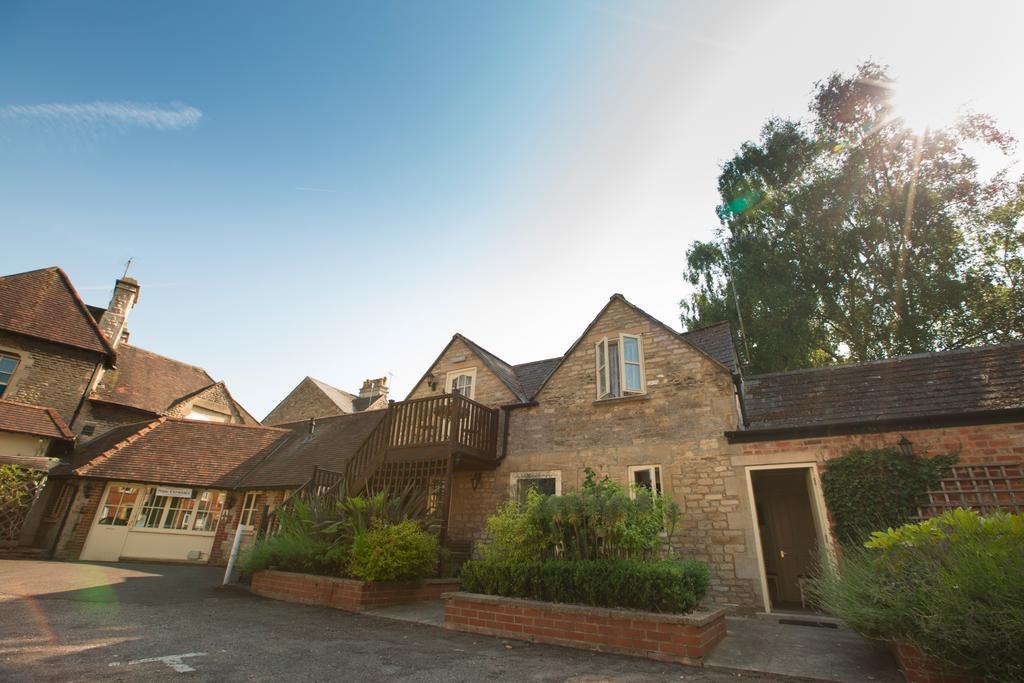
916, 463, 1023, 519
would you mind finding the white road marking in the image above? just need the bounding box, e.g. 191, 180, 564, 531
109, 652, 208, 673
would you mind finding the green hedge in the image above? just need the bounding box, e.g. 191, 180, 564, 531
347, 519, 438, 582
460, 559, 709, 613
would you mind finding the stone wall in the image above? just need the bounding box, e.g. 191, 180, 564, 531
406, 337, 519, 407
73, 401, 156, 443
445, 299, 758, 607
211, 489, 288, 565
53, 480, 102, 560
167, 382, 250, 424
0, 330, 102, 424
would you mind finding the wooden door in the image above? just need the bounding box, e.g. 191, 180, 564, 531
752, 469, 818, 607
79, 483, 140, 562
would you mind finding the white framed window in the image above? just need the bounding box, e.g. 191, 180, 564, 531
133, 487, 225, 534
97, 486, 139, 526
0, 353, 19, 398
446, 367, 477, 400
186, 406, 230, 422
595, 334, 645, 399
510, 471, 561, 504
239, 492, 260, 527
627, 465, 663, 499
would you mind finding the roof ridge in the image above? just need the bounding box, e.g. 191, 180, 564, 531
453, 333, 527, 401
745, 340, 1024, 382
274, 410, 382, 429
75, 417, 167, 476
162, 416, 291, 433
44, 406, 75, 439
120, 344, 215, 380
308, 376, 357, 399
54, 267, 118, 359
682, 319, 731, 335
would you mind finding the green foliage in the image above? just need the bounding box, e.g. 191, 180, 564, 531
477, 468, 682, 562
347, 519, 439, 582
0, 464, 45, 509
809, 510, 1024, 681
461, 559, 709, 614
681, 62, 1022, 373
241, 487, 439, 580
820, 447, 957, 545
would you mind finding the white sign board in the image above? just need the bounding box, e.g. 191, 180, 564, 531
156, 486, 194, 499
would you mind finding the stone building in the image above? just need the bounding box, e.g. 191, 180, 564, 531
0, 266, 256, 551
37, 290, 1024, 613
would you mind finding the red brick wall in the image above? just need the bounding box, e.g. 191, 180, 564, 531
444, 592, 726, 666
57, 481, 103, 559
251, 570, 460, 612
739, 421, 1024, 466
893, 642, 985, 683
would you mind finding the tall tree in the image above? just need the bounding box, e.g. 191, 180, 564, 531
682, 63, 1021, 374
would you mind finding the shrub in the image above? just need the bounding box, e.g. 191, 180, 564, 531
240, 530, 347, 575
460, 558, 709, 613
820, 447, 957, 545
809, 509, 1024, 681
347, 519, 439, 582
477, 468, 682, 562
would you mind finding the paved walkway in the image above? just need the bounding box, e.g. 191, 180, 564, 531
0, 560, 771, 682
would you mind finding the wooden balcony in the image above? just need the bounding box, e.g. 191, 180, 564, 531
385, 392, 500, 466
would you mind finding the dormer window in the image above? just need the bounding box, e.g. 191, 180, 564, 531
446, 368, 477, 400
595, 334, 645, 399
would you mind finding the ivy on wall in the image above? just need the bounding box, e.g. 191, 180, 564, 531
820, 447, 958, 545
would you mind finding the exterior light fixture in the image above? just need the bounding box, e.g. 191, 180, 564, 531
898, 435, 914, 459
471, 472, 482, 490
425, 372, 437, 391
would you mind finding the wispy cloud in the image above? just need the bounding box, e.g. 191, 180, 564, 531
295, 186, 335, 193
0, 101, 202, 131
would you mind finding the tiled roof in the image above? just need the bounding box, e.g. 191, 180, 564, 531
0, 267, 114, 356
90, 345, 217, 414
309, 377, 358, 413
681, 321, 740, 374
237, 411, 388, 489
513, 358, 562, 400
740, 341, 1024, 432
0, 399, 75, 440
70, 418, 289, 488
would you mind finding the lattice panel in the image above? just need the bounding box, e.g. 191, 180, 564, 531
916, 463, 1023, 519
368, 459, 448, 498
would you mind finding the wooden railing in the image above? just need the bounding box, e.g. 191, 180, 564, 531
342, 393, 500, 495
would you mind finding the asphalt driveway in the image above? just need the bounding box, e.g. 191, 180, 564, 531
0, 559, 770, 682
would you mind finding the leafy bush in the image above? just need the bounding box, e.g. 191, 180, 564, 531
348, 519, 439, 582
241, 487, 439, 580
461, 558, 709, 613
809, 509, 1024, 681
820, 448, 957, 545
478, 467, 681, 562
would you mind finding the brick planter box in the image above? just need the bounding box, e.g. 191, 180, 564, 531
443, 592, 726, 666
893, 642, 986, 683
251, 570, 460, 613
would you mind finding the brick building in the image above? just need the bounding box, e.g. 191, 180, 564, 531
36, 290, 1024, 613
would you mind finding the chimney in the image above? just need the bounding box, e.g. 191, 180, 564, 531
97, 277, 140, 348
359, 377, 388, 400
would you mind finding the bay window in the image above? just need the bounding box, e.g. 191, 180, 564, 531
595, 334, 645, 399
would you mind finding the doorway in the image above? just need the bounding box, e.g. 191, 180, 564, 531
749, 467, 824, 611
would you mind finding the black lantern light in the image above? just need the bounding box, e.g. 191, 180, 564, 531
898, 435, 914, 459
425, 371, 437, 391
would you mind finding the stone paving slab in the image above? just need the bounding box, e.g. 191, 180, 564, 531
706, 616, 902, 682
365, 598, 446, 626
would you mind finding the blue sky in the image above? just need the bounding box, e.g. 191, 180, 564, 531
3, 1, 1022, 419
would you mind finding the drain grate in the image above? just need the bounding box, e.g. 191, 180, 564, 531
778, 618, 839, 629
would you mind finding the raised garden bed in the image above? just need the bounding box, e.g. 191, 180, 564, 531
443, 591, 726, 666
893, 642, 986, 683
251, 569, 459, 613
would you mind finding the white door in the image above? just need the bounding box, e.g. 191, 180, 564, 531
79, 483, 140, 562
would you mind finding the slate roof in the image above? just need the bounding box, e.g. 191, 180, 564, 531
740, 341, 1024, 433
237, 411, 388, 489
681, 321, 740, 374
90, 345, 218, 414
68, 418, 289, 487
0, 399, 75, 440
0, 267, 114, 357
456, 335, 531, 403
513, 358, 562, 400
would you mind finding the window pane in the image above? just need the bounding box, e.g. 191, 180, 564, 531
517, 477, 556, 504
622, 337, 640, 363
163, 497, 196, 530
0, 356, 17, 373
99, 486, 138, 526
136, 492, 169, 528
625, 363, 642, 391
609, 342, 620, 397
193, 491, 225, 532
633, 468, 653, 491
